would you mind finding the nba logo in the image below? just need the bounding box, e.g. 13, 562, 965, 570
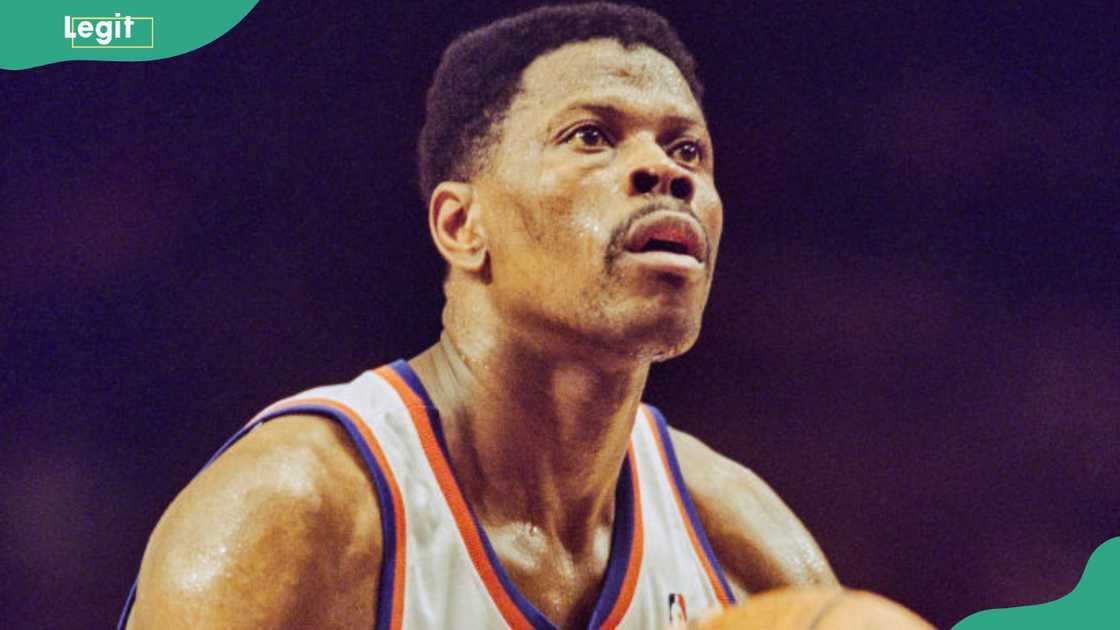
668, 593, 688, 623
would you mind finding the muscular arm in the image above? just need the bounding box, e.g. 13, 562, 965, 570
126, 415, 382, 630
669, 427, 837, 600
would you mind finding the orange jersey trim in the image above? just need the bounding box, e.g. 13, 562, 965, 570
643, 406, 734, 607
376, 366, 537, 629
597, 447, 644, 629
255, 396, 408, 630
376, 365, 645, 629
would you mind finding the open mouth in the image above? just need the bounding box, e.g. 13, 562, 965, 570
623, 213, 706, 263
640, 236, 692, 256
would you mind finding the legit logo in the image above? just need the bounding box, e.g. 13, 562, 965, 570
64, 14, 154, 48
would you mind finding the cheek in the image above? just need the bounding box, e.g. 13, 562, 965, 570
709, 208, 724, 247
696, 190, 724, 259
570, 213, 612, 254
525, 162, 617, 257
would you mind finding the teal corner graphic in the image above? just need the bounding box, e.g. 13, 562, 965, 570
953, 537, 1120, 629
1, 2, 259, 70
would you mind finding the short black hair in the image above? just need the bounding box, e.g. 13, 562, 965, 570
417, 2, 704, 202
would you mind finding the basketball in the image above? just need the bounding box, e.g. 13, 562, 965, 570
696, 587, 936, 630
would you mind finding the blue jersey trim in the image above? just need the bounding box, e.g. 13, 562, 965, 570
116, 580, 137, 630
645, 404, 737, 605
115, 419, 264, 630
116, 403, 399, 630
587, 455, 637, 629
388, 359, 640, 630
388, 360, 555, 629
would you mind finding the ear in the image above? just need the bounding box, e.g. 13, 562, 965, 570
428, 181, 487, 273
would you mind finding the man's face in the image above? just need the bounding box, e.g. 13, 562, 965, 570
472, 38, 723, 362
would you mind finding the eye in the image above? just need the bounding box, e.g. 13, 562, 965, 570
670, 140, 703, 165
564, 124, 613, 149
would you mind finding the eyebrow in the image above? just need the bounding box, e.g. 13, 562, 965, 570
545, 100, 706, 137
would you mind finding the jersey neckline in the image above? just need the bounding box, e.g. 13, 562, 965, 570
381, 358, 644, 630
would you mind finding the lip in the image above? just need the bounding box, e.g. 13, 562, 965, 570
620, 249, 705, 275
622, 211, 708, 265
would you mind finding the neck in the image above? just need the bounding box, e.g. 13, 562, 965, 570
409, 318, 649, 553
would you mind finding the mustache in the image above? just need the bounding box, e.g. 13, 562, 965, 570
605, 200, 709, 262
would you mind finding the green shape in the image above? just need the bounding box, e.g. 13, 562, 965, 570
0, 1, 259, 70
953, 537, 1120, 630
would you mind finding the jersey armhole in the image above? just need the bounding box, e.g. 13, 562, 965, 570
117, 401, 406, 630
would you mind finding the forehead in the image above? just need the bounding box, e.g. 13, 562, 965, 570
512, 38, 702, 124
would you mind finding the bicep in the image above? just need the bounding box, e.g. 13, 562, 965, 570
127, 415, 382, 629
669, 428, 837, 593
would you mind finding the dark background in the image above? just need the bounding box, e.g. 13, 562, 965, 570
2, 2, 1117, 628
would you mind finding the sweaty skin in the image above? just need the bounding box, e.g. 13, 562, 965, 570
127, 39, 835, 630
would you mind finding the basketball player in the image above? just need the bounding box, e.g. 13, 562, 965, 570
120, 4, 837, 628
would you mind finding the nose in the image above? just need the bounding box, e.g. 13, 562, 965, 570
628, 157, 694, 203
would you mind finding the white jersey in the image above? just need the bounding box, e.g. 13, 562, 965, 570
119, 360, 736, 629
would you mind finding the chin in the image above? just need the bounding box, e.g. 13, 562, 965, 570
647, 327, 701, 363
618, 309, 704, 363
565, 277, 711, 364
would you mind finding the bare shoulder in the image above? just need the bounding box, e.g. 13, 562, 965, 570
667, 426, 837, 597
127, 415, 382, 630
